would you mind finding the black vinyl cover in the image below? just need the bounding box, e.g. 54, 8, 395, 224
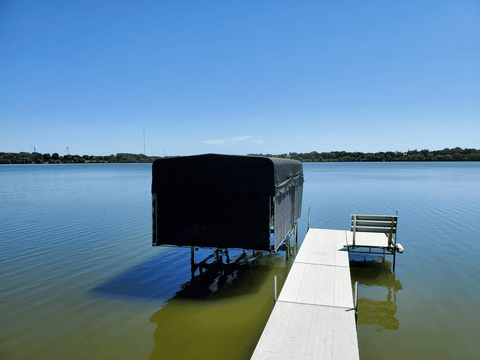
152, 154, 303, 250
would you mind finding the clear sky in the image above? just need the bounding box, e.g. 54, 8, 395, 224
1, 0, 479, 157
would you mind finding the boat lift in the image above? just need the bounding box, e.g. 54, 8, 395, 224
152, 154, 304, 257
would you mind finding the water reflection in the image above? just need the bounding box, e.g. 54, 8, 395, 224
91, 242, 297, 360
350, 258, 402, 331
149, 248, 294, 360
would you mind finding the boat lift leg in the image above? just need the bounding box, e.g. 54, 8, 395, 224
191, 246, 195, 279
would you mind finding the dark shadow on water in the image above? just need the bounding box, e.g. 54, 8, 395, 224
90, 248, 198, 301
90, 247, 290, 301
350, 255, 403, 331
148, 248, 293, 360
90, 243, 296, 360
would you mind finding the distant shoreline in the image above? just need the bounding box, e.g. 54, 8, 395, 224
248, 147, 480, 162
0, 152, 160, 164
1, 147, 479, 164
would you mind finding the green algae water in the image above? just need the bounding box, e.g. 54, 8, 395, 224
1, 162, 479, 359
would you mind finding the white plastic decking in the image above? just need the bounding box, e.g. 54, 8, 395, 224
346, 231, 391, 248
251, 229, 359, 360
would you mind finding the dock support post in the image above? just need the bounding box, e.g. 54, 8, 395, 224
274, 275, 277, 302
393, 210, 398, 273
354, 281, 359, 324
354, 281, 359, 313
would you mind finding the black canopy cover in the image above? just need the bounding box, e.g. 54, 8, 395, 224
152, 154, 303, 250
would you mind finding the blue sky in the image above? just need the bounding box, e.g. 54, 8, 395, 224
1, 0, 479, 156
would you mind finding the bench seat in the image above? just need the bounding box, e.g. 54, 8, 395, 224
349, 214, 398, 248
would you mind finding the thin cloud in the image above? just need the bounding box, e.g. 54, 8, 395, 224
231, 136, 253, 143
203, 136, 254, 145
203, 139, 229, 145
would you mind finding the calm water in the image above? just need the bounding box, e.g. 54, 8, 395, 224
1, 162, 479, 359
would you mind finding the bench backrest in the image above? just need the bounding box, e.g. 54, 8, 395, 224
350, 215, 398, 246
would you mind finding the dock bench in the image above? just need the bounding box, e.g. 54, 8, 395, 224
346, 214, 403, 270
349, 214, 398, 248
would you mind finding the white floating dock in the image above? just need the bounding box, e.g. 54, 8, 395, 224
251, 229, 360, 360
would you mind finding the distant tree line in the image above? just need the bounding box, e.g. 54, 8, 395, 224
0, 152, 160, 164
2, 147, 480, 164
248, 147, 480, 162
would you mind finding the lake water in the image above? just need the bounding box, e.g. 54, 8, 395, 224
1, 162, 479, 359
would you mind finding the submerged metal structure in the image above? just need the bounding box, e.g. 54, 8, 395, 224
152, 154, 303, 251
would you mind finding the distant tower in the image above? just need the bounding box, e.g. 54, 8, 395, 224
143, 127, 146, 155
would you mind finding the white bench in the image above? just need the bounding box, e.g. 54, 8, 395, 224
348, 214, 404, 270
349, 214, 398, 248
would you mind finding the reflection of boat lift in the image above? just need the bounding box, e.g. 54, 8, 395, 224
186, 249, 258, 296
190, 248, 241, 280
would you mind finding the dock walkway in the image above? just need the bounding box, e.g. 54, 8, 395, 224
251, 228, 359, 360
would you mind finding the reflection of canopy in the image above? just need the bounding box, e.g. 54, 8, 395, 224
152, 154, 304, 251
